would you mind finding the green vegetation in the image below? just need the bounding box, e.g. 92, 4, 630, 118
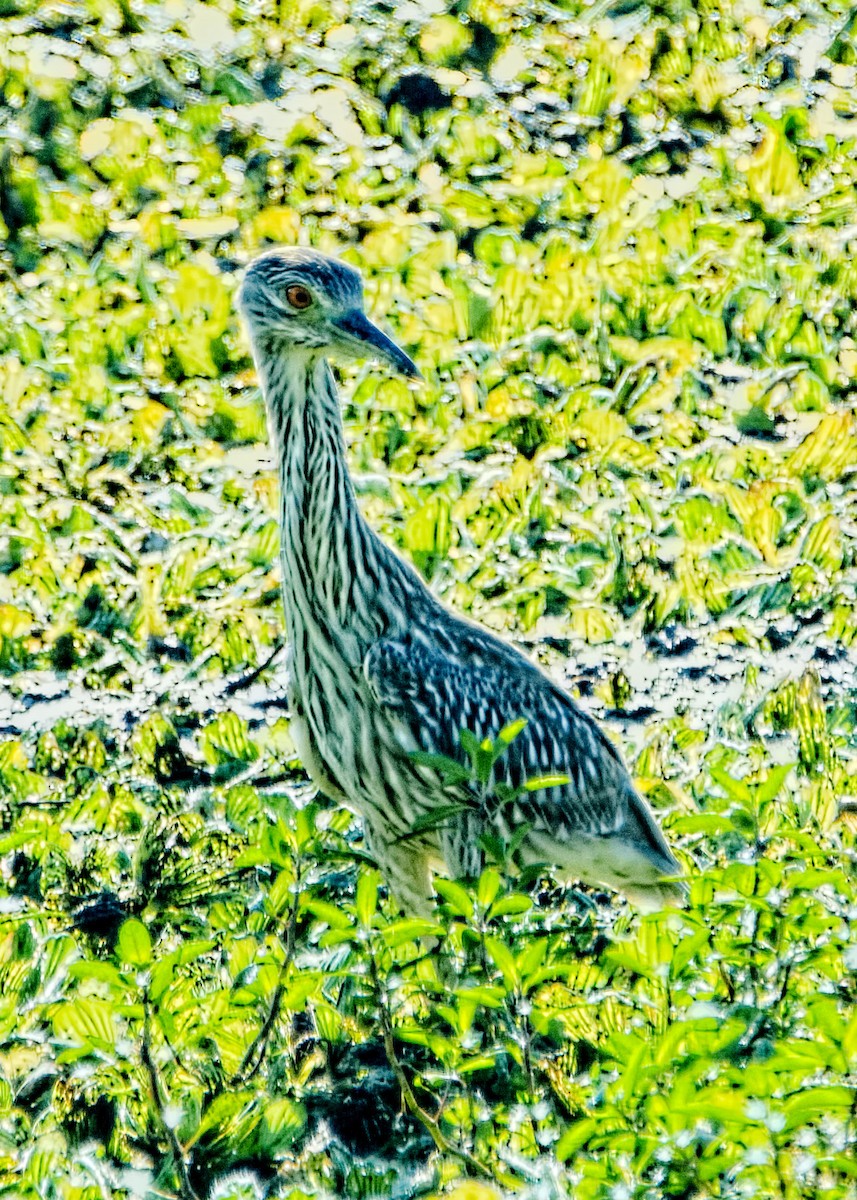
1, 0, 856, 1197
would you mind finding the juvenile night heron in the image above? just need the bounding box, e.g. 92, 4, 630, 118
239, 248, 683, 915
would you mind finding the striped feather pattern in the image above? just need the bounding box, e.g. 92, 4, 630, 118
239, 249, 684, 915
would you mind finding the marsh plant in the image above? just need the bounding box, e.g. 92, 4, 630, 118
0, 1, 855, 1197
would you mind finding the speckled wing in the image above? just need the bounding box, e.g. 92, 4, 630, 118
363, 629, 679, 880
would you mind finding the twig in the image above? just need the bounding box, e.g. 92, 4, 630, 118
141, 999, 199, 1200
367, 948, 495, 1180
35, 469, 140, 575
223, 638, 286, 695
157, 1013, 194, 1083
229, 856, 301, 1087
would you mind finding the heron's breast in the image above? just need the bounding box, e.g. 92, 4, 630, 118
287, 623, 436, 836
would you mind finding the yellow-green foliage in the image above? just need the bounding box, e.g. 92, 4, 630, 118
0, 1, 855, 1198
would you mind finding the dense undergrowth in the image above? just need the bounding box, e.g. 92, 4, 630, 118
0, 0, 856, 1197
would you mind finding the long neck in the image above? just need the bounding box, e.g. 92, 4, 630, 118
255, 338, 389, 637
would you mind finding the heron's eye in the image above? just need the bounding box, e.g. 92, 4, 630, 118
286, 285, 313, 310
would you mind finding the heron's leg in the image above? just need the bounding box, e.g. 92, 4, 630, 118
363, 822, 436, 918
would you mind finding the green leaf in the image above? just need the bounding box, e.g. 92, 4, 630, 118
294, 804, 318, 849
396, 802, 470, 841
756, 763, 793, 805
267, 868, 296, 917
459, 728, 481, 763
67, 961, 126, 989
281, 973, 320, 1012
487, 894, 532, 919
381, 919, 444, 948
149, 940, 215, 1004
477, 868, 502, 909
409, 751, 472, 786
556, 1117, 599, 1161
53, 999, 115, 1048
516, 937, 547, 983
453, 985, 506, 1008
303, 899, 353, 931
782, 1085, 855, 1131
497, 718, 527, 746
261, 1097, 306, 1146
459, 1054, 499, 1074
485, 936, 519, 990
117, 919, 152, 967
314, 1003, 343, 1043
319, 929, 359, 948
355, 869, 380, 927
523, 773, 570, 791
433, 879, 475, 919
709, 767, 753, 805
199, 711, 259, 765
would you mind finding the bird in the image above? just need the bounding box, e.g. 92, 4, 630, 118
238, 246, 683, 916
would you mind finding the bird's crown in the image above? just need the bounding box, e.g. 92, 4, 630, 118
240, 247, 363, 316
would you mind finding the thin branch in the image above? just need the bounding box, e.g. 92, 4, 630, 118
35, 469, 140, 575
223, 637, 286, 695
367, 948, 495, 1180
141, 999, 199, 1200
229, 856, 301, 1087
157, 1012, 194, 1083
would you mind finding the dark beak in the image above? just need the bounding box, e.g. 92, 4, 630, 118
333, 310, 421, 379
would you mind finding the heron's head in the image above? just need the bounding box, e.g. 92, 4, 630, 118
238, 247, 420, 378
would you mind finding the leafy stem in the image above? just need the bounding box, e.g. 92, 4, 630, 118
230, 852, 302, 1088
366, 943, 495, 1181
141, 996, 199, 1200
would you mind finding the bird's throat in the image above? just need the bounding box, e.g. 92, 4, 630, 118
263, 352, 366, 632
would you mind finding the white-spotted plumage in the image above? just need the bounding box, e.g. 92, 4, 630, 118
239, 248, 684, 915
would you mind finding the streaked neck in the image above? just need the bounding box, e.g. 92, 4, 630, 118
255, 341, 366, 628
